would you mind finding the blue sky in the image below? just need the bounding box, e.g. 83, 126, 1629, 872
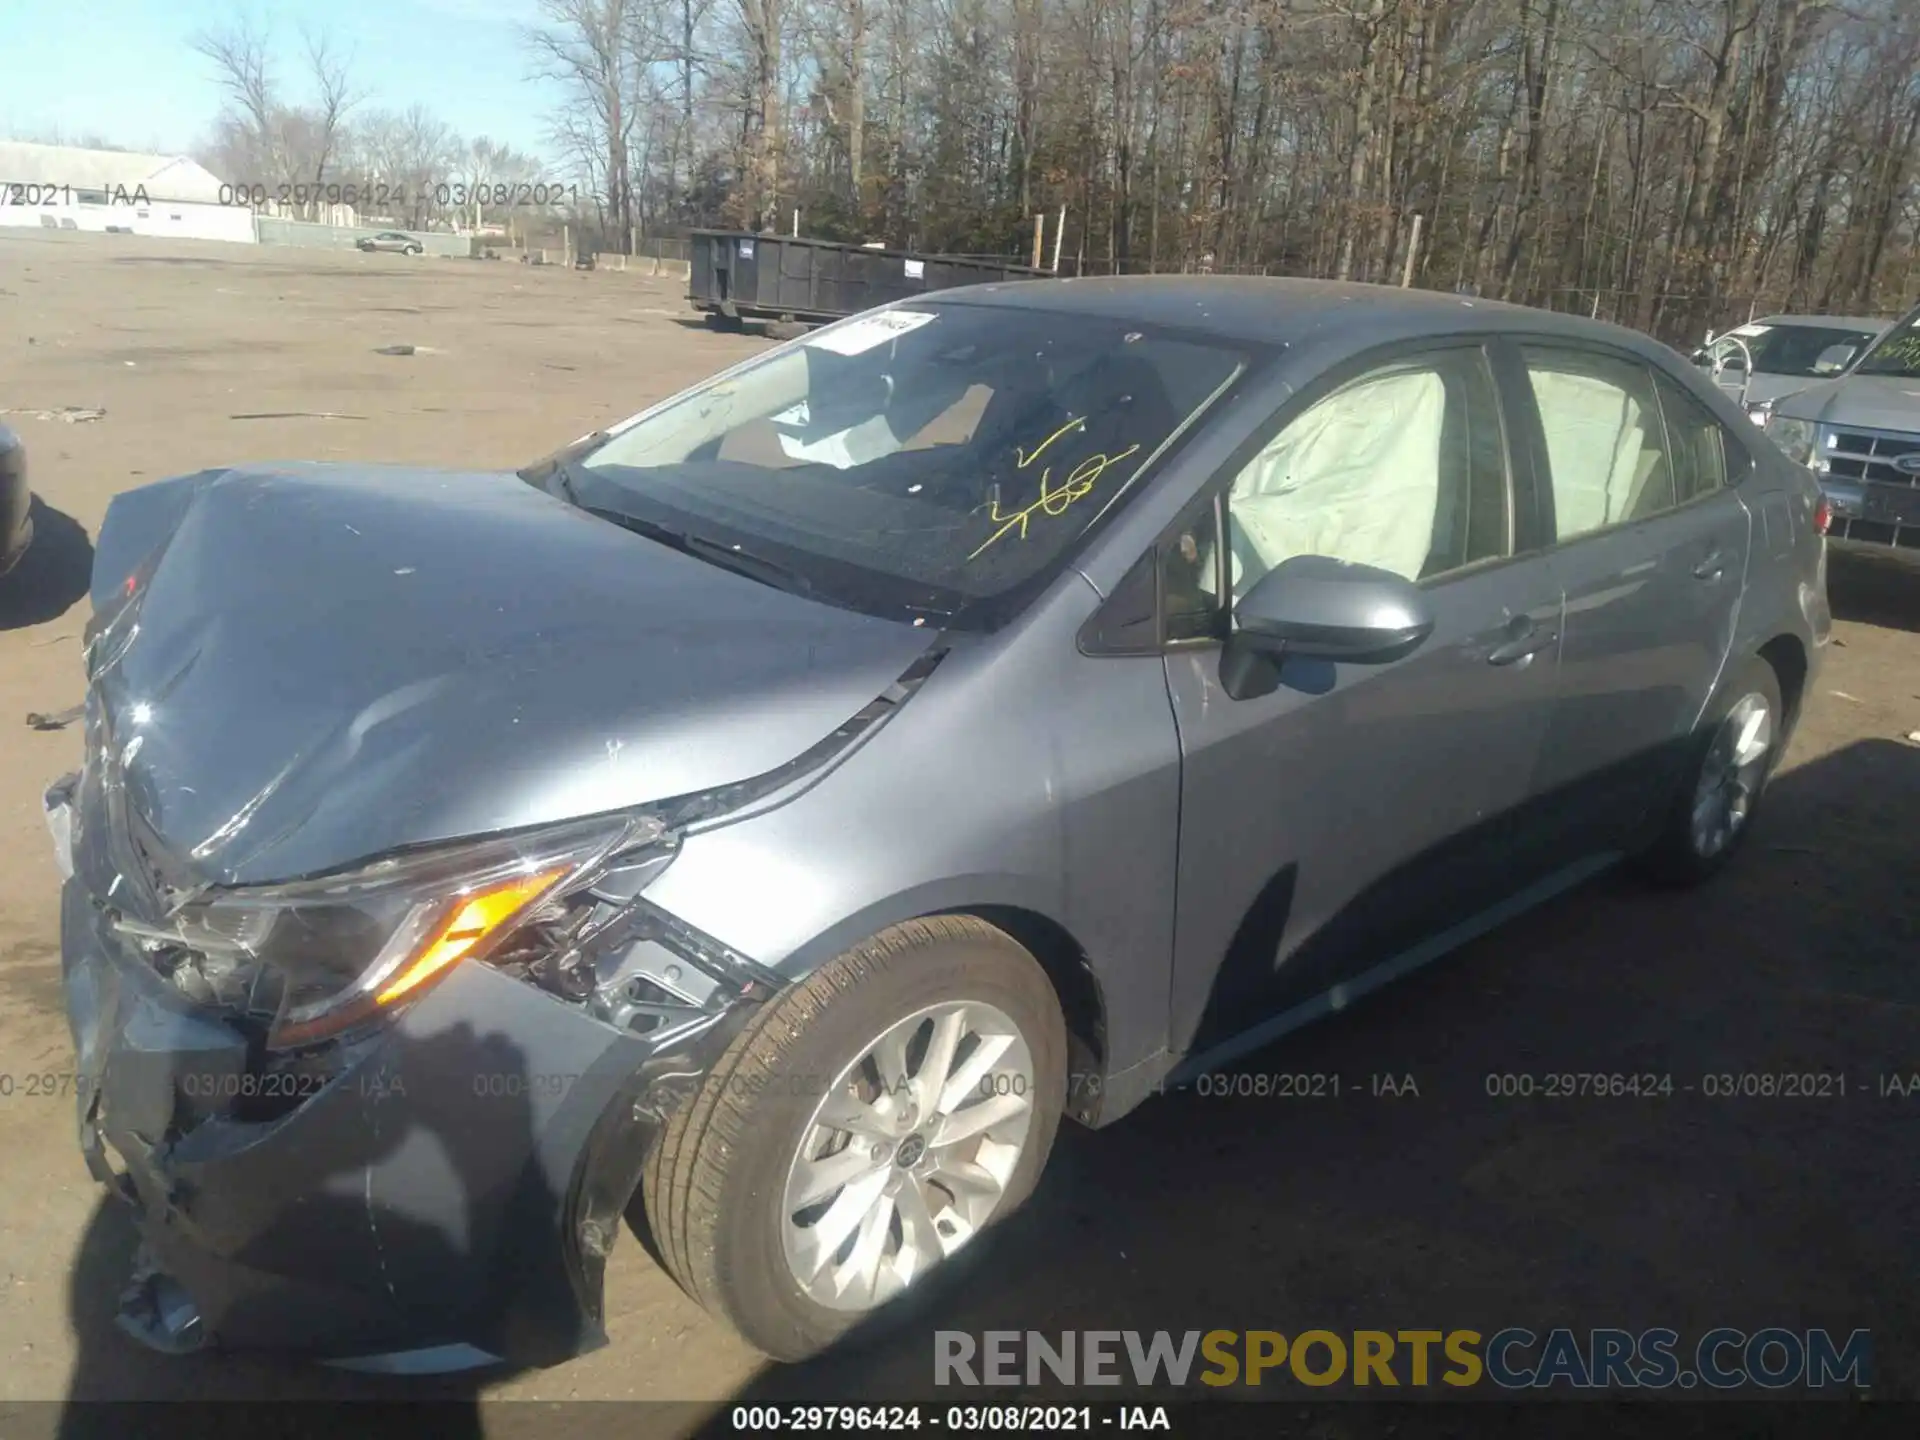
0, 0, 563, 162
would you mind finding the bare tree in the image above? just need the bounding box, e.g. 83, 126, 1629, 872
529, 0, 649, 245
302, 28, 363, 203
490, 0, 1920, 332
191, 16, 283, 183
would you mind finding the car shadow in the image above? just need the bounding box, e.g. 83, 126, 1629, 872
0, 498, 93, 632
1827, 548, 1920, 634
700, 734, 1919, 1416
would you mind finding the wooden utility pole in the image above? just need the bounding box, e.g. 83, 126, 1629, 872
1031, 213, 1044, 269
1401, 214, 1425, 288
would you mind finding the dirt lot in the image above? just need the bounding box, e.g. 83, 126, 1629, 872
0, 229, 1916, 1431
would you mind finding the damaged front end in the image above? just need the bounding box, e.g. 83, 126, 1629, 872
49, 751, 780, 1370
49, 460, 950, 1369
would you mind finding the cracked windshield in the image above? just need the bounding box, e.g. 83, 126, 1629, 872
567, 306, 1245, 621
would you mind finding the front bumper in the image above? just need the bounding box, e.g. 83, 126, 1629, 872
1820, 477, 1920, 550
48, 780, 761, 1370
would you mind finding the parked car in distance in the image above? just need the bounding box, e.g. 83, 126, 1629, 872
0, 422, 31, 578
1752, 298, 1920, 551
49, 279, 1830, 1373
1691, 314, 1887, 411
357, 230, 423, 255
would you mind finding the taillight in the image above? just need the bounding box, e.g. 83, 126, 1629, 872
1813, 495, 1832, 536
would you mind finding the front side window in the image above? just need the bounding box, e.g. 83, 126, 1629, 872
1522, 347, 1673, 541
1223, 348, 1511, 602
567, 303, 1248, 626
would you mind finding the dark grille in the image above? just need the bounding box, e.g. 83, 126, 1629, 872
1826, 427, 1920, 487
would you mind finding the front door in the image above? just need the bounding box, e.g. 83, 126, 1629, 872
1163, 343, 1567, 1062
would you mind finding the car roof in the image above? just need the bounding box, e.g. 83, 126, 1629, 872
929, 275, 1684, 364
1746, 314, 1887, 331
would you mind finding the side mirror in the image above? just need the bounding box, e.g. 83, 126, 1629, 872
1233, 555, 1435, 661
1812, 343, 1857, 375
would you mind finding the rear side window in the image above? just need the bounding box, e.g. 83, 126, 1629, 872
1655, 376, 1730, 503
1521, 347, 1674, 540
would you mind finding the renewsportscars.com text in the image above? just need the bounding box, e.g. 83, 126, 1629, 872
934, 1328, 1872, 1390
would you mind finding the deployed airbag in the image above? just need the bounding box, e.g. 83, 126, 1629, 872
1527, 368, 1669, 534
1227, 368, 1447, 590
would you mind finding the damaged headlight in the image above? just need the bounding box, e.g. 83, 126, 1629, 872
159, 814, 660, 1050
1762, 413, 1819, 468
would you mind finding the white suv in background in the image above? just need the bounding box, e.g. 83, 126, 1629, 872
1753, 300, 1920, 552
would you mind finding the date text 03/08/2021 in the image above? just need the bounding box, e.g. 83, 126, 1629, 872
728, 1406, 1169, 1433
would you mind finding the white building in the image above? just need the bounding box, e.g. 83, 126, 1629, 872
0, 141, 256, 244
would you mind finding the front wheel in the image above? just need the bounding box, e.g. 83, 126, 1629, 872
1633, 656, 1784, 886
643, 916, 1067, 1360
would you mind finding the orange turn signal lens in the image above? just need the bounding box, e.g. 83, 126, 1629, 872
374, 868, 567, 1007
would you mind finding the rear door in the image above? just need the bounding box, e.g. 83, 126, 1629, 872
1502, 341, 1753, 859
1159, 342, 1567, 1062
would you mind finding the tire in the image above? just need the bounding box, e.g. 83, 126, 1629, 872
408, 245, 422, 255
1632, 656, 1785, 887
643, 916, 1067, 1361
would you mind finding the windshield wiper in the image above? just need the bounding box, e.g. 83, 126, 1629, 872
583, 506, 814, 598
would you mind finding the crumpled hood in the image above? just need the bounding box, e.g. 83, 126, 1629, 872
1773, 374, 1920, 432
82, 462, 934, 886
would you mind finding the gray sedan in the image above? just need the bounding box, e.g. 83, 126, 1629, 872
48, 279, 1829, 1370
356, 229, 423, 254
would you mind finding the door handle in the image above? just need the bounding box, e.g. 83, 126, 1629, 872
1487, 617, 1558, 666
1692, 550, 1725, 581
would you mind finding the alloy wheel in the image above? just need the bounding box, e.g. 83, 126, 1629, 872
1690, 691, 1774, 858
780, 1000, 1036, 1311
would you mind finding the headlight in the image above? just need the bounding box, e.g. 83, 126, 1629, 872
1767, 416, 1817, 467
165, 813, 659, 1050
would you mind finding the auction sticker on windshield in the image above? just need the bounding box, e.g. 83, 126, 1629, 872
809, 309, 938, 356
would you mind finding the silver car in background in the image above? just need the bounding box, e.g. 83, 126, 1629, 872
49, 279, 1829, 1371
1755, 298, 1920, 551
1693, 313, 1886, 412
356, 230, 423, 255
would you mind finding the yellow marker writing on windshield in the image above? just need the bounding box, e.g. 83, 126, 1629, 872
969, 444, 1142, 561
1014, 417, 1086, 469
